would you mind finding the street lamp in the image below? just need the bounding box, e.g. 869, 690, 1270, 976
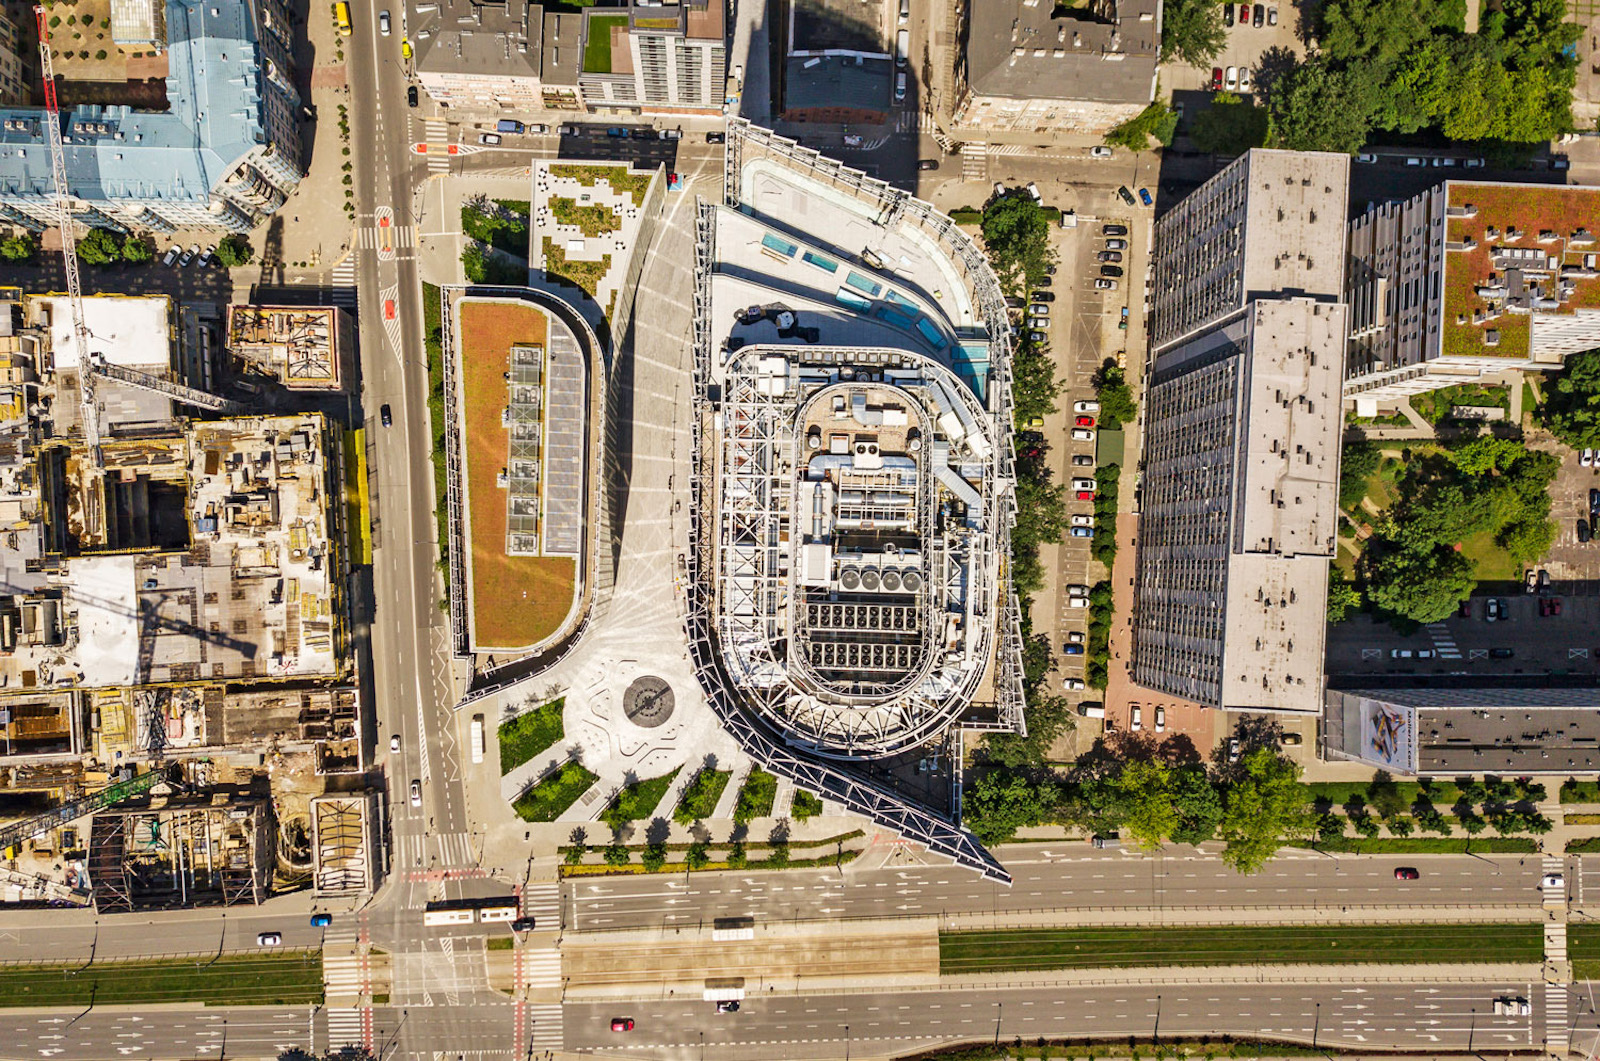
993, 1001, 1002, 1045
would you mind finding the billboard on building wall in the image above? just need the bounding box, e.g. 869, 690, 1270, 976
1358, 698, 1416, 772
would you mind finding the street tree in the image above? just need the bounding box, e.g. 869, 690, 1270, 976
0, 234, 34, 261
215, 234, 254, 267
964, 769, 1057, 845
980, 194, 1055, 295
1160, 0, 1227, 68
76, 227, 122, 265
1216, 747, 1313, 873
1111, 758, 1179, 851
1190, 92, 1269, 157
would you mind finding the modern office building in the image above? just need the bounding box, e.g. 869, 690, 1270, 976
0, 11, 28, 108
409, 0, 545, 110
1344, 181, 1600, 405
950, 0, 1159, 136
0, 0, 303, 234
578, 2, 726, 115
1325, 686, 1600, 776
1133, 150, 1350, 715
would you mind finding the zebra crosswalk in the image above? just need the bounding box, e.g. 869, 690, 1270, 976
521, 881, 560, 928
524, 1003, 564, 1051
324, 1007, 372, 1052
358, 224, 415, 251
1423, 621, 1461, 659
960, 142, 987, 181
1545, 981, 1569, 1055
329, 259, 357, 307
424, 119, 451, 172
519, 946, 562, 989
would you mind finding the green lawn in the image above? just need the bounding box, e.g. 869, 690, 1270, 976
1568, 836, 1600, 854
582, 15, 627, 72
499, 698, 565, 776
486, 937, 515, 951
1306, 779, 1464, 808
673, 768, 732, 823
733, 769, 778, 823
1459, 527, 1521, 581
939, 924, 1542, 974
513, 760, 599, 822
601, 766, 682, 829
0, 952, 323, 1007
1571, 924, 1600, 978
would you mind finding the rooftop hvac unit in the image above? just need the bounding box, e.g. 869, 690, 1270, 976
901, 570, 924, 592
880, 569, 902, 592
859, 568, 881, 591
839, 567, 861, 590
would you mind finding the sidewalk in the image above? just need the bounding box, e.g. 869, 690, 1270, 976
273, 0, 355, 270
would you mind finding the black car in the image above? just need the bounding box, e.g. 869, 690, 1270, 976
1032, 291, 1055, 303
407, 85, 418, 107
1581, 519, 1594, 543
706, 131, 727, 143
1036, 274, 1053, 287
380, 404, 393, 427
1224, 2, 1233, 24
1103, 224, 1128, 236
511, 917, 536, 931
1117, 186, 1137, 207
1590, 487, 1599, 518
1457, 599, 1472, 619
918, 159, 939, 171
1004, 295, 1026, 308
1253, 2, 1264, 25
1045, 264, 1057, 275
1097, 251, 1123, 263
1100, 265, 1124, 278
1489, 647, 1515, 659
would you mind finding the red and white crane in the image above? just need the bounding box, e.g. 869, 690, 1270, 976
34, 4, 101, 467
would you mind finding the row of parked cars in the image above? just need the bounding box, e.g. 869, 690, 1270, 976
1223, 2, 1277, 26
161, 244, 214, 268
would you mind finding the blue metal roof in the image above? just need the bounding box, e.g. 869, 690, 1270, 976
0, 0, 272, 207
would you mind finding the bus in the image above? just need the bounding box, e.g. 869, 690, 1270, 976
470, 713, 485, 764
422, 904, 474, 926
423, 897, 520, 925
334, 2, 352, 36
476, 902, 518, 923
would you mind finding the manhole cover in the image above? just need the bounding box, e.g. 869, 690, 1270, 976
623, 676, 675, 728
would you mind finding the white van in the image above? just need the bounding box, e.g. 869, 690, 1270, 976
896, 28, 909, 66
1078, 703, 1105, 718
899, 0, 910, 22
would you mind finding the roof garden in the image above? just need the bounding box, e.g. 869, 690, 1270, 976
1442, 182, 1600, 361
583, 14, 628, 73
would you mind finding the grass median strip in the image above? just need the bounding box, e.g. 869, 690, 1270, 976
0, 951, 323, 1007
939, 924, 1542, 974
1570, 924, 1600, 979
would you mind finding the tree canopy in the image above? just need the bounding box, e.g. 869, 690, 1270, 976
0, 234, 34, 261
1266, 0, 1578, 152
980, 194, 1056, 296
1160, 0, 1228, 69
1103, 101, 1179, 152
1216, 747, 1314, 873
76, 227, 122, 266
1543, 349, 1600, 448
1091, 362, 1137, 429
216, 234, 254, 267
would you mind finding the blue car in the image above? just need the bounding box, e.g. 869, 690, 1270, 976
1139, 187, 1153, 207
1063, 644, 1085, 655
1069, 526, 1093, 538
310, 913, 332, 927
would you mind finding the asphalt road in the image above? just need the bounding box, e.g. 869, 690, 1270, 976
566, 846, 1549, 930
0, 1006, 316, 1060
564, 981, 1547, 1059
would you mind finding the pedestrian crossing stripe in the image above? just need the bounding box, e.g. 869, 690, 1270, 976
525, 1003, 564, 1048
520, 949, 562, 988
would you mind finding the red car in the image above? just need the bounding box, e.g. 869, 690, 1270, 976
1075, 490, 1095, 501
1075, 415, 1096, 428
1211, 67, 1223, 91
1394, 867, 1420, 880
384, 299, 396, 321
611, 1018, 635, 1032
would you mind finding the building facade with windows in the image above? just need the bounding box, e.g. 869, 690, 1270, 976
0, 0, 303, 234
0, 11, 28, 108
1133, 150, 1350, 715
578, 2, 725, 115
1344, 181, 1600, 406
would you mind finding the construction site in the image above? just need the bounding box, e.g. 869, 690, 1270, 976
227, 305, 352, 391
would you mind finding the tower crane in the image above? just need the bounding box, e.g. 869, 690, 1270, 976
33, 5, 101, 470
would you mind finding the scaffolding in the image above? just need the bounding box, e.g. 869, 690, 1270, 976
88, 798, 273, 913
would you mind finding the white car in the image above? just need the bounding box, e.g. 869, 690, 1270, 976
1071, 514, 1095, 527
1543, 873, 1565, 889
1089, 146, 1113, 159
257, 932, 282, 947
409, 779, 422, 807
1065, 584, 1090, 596
1067, 595, 1089, 609
1026, 182, 1042, 202
1355, 153, 1378, 164
1071, 428, 1095, 441
162, 246, 180, 266
1154, 705, 1166, 732
1029, 303, 1050, 316
1071, 478, 1097, 491
379, 9, 390, 34
1493, 997, 1532, 1016
1238, 67, 1252, 91
1130, 705, 1143, 730
1063, 678, 1085, 690
1074, 400, 1100, 413
1464, 158, 1486, 168
390, 734, 401, 752
1582, 448, 1595, 467
1224, 66, 1238, 89
198, 245, 214, 267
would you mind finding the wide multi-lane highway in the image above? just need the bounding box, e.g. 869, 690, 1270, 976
567, 846, 1555, 930
566, 982, 1554, 1059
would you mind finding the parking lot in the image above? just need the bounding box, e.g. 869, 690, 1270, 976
1175, 2, 1302, 96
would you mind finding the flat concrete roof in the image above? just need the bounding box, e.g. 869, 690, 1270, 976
791, 0, 887, 53
1239, 150, 1351, 303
